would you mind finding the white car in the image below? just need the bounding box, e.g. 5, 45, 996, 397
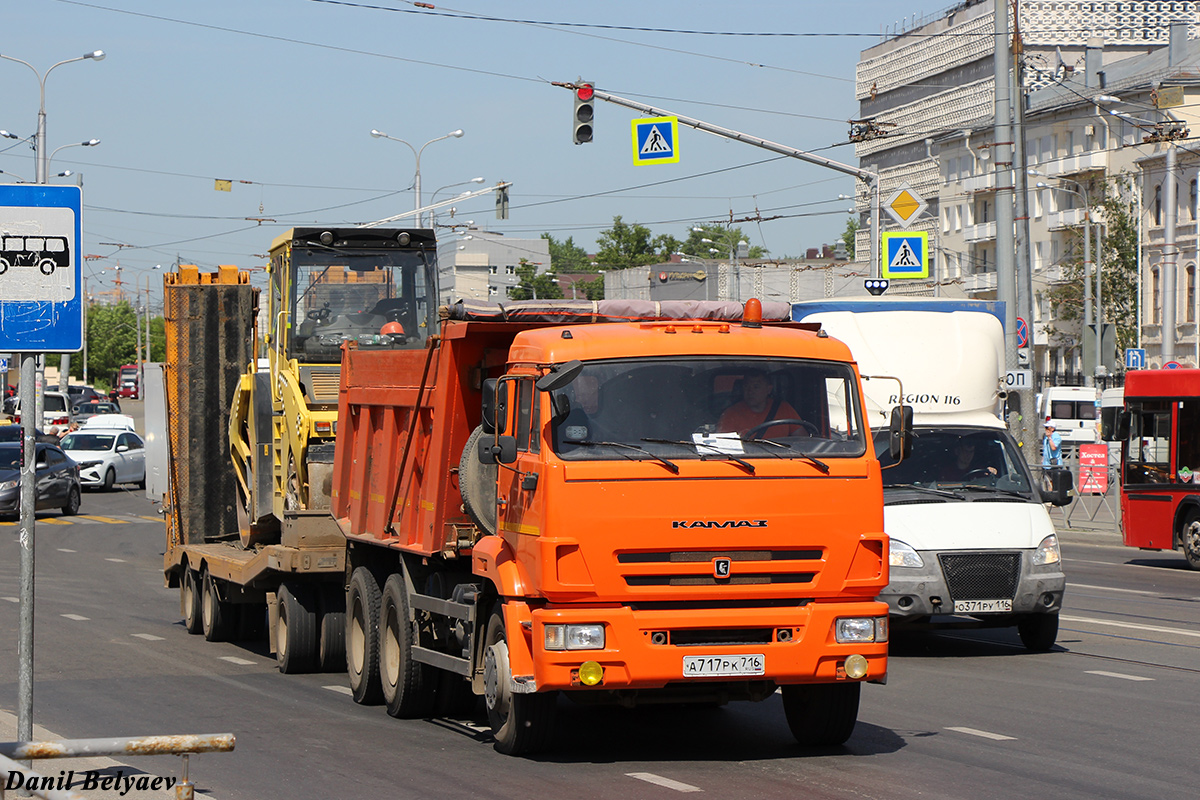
60, 428, 146, 491
80, 413, 137, 432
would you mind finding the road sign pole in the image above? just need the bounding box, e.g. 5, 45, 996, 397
17, 352, 36, 765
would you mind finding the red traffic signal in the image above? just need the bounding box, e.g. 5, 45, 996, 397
575, 84, 594, 102
573, 81, 594, 145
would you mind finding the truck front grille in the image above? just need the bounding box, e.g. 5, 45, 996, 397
666, 628, 774, 646
617, 549, 821, 589
938, 552, 1021, 600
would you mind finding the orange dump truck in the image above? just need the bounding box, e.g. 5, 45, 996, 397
329, 298, 893, 754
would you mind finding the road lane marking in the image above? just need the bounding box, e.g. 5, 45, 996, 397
61, 614, 90, 621
945, 727, 1016, 741
138, 515, 163, 522
1085, 670, 1154, 681
57, 548, 77, 553
105, 558, 126, 563
80, 514, 127, 524
2, 597, 17, 603
1061, 615, 1200, 639
1068, 582, 1160, 596
323, 685, 353, 696
220, 656, 256, 666
626, 773, 703, 793
40, 518, 71, 525
131, 634, 165, 641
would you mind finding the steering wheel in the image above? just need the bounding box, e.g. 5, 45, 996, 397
311, 303, 333, 323
961, 468, 995, 481
744, 418, 819, 438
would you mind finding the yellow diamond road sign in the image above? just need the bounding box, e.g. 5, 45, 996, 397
885, 183, 927, 226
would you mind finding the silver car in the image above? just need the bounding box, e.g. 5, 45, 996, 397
60, 428, 146, 491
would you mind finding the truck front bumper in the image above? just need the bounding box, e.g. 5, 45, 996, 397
515, 600, 889, 694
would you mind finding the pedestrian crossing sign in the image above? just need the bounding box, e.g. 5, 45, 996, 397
632, 116, 679, 165
881, 231, 929, 279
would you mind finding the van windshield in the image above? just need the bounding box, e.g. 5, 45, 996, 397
875, 427, 1034, 497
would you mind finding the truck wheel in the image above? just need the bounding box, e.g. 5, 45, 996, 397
1017, 612, 1059, 652
201, 571, 238, 643
459, 426, 498, 536
380, 574, 436, 718
181, 569, 203, 635
347, 568, 383, 705
1181, 513, 1200, 570
781, 683, 860, 747
483, 607, 556, 755
277, 582, 318, 674
317, 584, 347, 673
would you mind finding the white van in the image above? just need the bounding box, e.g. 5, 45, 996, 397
1040, 385, 1098, 448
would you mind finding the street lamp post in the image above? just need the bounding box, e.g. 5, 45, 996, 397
369, 128, 464, 226
429, 177, 484, 227
0, 46, 105, 764
138, 266, 162, 395
696, 228, 749, 301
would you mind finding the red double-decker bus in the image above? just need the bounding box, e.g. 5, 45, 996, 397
1116, 369, 1200, 569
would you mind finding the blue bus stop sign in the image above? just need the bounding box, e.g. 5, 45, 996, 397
0, 185, 83, 353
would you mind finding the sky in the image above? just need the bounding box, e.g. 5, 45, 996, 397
2, 0, 923, 307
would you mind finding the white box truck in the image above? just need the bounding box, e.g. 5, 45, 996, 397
792, 299, 1069, 651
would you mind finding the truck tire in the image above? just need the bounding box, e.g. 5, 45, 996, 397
459, 426, 498, 536
277, 582, 318, 674
781, 683, 860, 747
318, 584, 347, 673
483, 607, 556, 755
347, 568, 384, 705
380, 574, 436, 719
181, 568, 203, 635
201, 571, 238, 643
1017, 612, 1059, 652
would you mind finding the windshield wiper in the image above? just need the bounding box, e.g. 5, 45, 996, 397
883, 483, 963, 500
641, 438, 756, 474
951, 484, 1032, 500
741, 437, 830, 474
576, 440, 679, 474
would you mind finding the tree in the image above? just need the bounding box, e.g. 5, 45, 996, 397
680, 224, 767, 259
509, 258, 564, 301
541, 233, 593, 273
1043, 174, 1140, 360
841, 217, 860, 260
594, 216, 679, 270
577, 275, 605, 300
83, 301, 141, 388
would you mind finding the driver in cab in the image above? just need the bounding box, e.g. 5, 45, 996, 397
718, 370, 805, 438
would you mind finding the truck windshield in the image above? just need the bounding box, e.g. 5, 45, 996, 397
875, 427, 1034, 496
551, 357, 866, 461
289, 249, 436, 363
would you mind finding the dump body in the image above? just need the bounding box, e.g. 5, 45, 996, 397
791, 299, 1065, 650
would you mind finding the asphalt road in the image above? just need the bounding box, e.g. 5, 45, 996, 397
2, 486, 1197, 800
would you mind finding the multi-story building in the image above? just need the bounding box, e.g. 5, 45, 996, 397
435, 229, 551, 304
855, 0, 1200, 379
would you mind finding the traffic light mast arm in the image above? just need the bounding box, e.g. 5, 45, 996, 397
359, 181, 513, 228
553, 80, 882, 275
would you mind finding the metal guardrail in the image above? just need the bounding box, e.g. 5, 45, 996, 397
0, 733, 234, 800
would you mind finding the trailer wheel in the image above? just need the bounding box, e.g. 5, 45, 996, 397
483, 607, 556, 755
317, 584, 347, 673
1017, 612, 1059, 652
380, 574, 436, 718
347, 568, 383, 705
277, 582, 318, 674
201, 571, 238, 643
459, 426, 497, 536
1181, 513, 1200, 570
181, 568, 202, 635
781, 682, 860, 747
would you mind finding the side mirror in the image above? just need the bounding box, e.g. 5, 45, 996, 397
35, 461, 47, 470
1115, 409, 1130, 442
536, 359, 583, 392
481, 378, 498, 435
889, 405, 914, 461
116, 445, 129, 453
478, 434, 517, 465
1042, 467, 1073, 507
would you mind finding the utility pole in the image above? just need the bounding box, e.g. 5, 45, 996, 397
993, 1, 1019, 434
1011, 8, 1038, 459
1162, 142, 1179, 363
554, 81, 883, 275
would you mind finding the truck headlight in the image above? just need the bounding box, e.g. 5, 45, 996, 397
889, 538, 924, 568
836, 617, 878, 643
1032, 534, 1061, 566
544, 623, 605, 651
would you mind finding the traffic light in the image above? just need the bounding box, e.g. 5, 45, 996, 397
864, 278, 889, 296
573, 82, 594, 145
